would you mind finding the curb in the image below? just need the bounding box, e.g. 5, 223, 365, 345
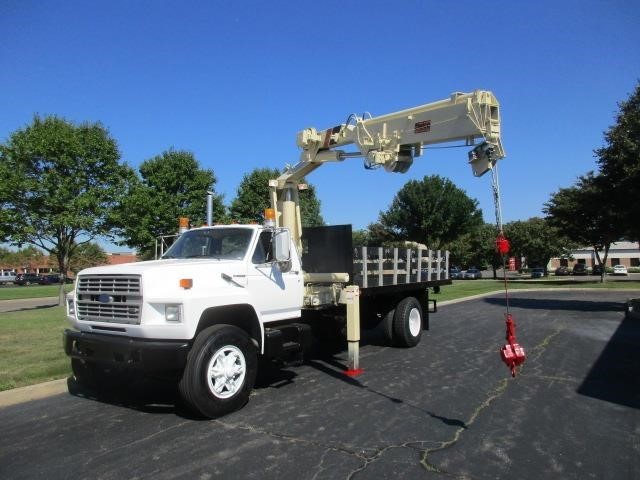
0, 296, 59, 313
435, 287, 640, 307
0, 378, 68, 409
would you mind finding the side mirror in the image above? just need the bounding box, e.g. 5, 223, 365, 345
273, 229, 291, 263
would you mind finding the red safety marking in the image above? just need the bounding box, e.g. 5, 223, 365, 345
414, 120, 431, 134
343, 368, 364, 377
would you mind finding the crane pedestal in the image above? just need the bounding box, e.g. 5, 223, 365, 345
340, 285, 363, 376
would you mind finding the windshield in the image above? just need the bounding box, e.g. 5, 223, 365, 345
162, 228, 254, 260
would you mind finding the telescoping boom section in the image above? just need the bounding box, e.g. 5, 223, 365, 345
269, 90, 505, 249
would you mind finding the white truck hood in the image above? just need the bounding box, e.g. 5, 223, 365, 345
78, 258, 243, 276
76, 258, 250, 296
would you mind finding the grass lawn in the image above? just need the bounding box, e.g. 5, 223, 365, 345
0, 306, 70, 391
0, 284, 73, 301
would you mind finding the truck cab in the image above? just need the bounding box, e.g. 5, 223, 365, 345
66, 224, 302, 346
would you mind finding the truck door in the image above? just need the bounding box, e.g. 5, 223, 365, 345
247, 230, 302, 323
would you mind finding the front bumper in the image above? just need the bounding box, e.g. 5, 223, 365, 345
63, 329, 190, 373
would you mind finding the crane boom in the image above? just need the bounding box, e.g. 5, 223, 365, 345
270, 90, 505, 251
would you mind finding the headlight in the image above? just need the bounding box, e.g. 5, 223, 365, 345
165, 304, 182, 323
66, 295, 75, 316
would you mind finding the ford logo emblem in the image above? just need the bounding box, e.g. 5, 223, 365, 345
98, 294, 114, 304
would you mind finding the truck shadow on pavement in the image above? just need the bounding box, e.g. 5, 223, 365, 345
303, 354, 468, 429
66, 374, 201, 419
577, 314, 640, 409
65, 326, 468, 428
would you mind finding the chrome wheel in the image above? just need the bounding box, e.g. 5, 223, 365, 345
408, 307, 421, 337
206, 345, 246, 399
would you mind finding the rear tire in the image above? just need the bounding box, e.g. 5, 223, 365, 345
392, 297, 423, 347
381, 308, 395, 346
179, 325, 257, 418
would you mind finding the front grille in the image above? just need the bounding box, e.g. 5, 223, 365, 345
76, 275, 142, 325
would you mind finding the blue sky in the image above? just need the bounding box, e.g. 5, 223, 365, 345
2, 1, 639, 251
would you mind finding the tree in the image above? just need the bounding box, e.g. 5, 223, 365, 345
229, 167, 325, 226
595, 81, 640, 241
0, 115, 134, 304
68, 242, 108, 273
298, 182, 324, 227
114, 149, 224, 259
376, 175, 483, 248
352, 229, 371, 247
544, 173, 621, 282
0, 247, 16, 269
504, 217, 574, 272
0, 246, 48, 272
446, 223, 502, 276
230, 168, 280, 223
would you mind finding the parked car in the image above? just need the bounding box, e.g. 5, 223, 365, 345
592, 264, 604, 276
38, 274, 64, 285
0, 271, 17, 284
449, 266, 463, 279
554, 266, 570, 276
463, 268, 482, 279
612, 265, 628, 276
15, 273, 43, 285
572, 264, 588, 276
531, 268, 545, 278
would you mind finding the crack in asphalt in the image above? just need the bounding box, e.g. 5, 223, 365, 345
214, 419, 371, 479
215, 418, 447, 480
412, 326, 565, 477
419, 378, 509, 477
82, 420, 192, 468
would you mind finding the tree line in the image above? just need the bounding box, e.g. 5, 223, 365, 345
1, 81, 637, 298
0, 116, 324, 295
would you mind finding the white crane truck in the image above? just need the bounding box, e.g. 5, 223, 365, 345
64, 90, 505, 418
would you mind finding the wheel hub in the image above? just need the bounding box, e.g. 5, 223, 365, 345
207, 345, 246, 399
408, 308, 421, 337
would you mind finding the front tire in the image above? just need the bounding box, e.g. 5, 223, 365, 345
392, 297, 423, 347
179, 325, 257, 418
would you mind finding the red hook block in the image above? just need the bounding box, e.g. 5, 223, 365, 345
499, 314, 526, 377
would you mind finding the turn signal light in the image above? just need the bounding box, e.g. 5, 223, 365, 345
179, 278, 193, 289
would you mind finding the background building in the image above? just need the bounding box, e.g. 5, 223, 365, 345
549, 242, 640, 270
0, 252, 138, 276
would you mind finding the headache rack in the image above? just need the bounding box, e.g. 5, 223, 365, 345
352, 246, 449, 288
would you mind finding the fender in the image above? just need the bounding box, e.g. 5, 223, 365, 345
196, 303, 265, 353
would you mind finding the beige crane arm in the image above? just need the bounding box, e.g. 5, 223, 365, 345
270, 90, 505, 251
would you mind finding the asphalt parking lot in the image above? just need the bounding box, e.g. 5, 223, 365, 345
1, 290, 638, 479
